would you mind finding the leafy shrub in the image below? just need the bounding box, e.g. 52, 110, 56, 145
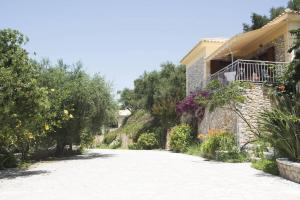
186, 143, 202, 156
136, 133, 159, 150
103, 132, 118, 145
252, 159, 279, 175
170, 124, 192, 152
80, 131, 95, 148
200, 130, 237, 160
109, 138, 122, 149
128, 143, 140, 150
216, 150, 248, 162
259, 96, 300, 162
0, 154, 17, 169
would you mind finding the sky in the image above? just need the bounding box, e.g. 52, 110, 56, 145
1, 0, 289, 94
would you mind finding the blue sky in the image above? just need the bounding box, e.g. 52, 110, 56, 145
1, 0, 288, 94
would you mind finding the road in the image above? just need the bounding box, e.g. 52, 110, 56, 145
0, 149, 300, 200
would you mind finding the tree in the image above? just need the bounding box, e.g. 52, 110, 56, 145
39, 61, 117, 155
242, 0, 300, 32
118, 62, 186, 147
118, 88, 138, 111
0, 29, 52, 157
288, 0, 300, 11
243, 13, 270, 32
152, 63, 186, 129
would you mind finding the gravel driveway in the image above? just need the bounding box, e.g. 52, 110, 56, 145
0, 149, 300, 200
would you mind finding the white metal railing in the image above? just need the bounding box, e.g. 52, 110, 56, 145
202, 59, 289, 88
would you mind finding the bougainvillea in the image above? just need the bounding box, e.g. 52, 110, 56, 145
176, 90, 210, 119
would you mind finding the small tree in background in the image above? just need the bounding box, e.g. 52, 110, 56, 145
243, 0, 300, 32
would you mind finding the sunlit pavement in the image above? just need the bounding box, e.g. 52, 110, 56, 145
0, 149, 300, 200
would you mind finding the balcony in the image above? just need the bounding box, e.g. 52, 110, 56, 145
204, 59, 289, 87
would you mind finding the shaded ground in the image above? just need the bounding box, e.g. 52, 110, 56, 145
0, 149, 300, 200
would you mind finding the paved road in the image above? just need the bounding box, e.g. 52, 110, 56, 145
0, 149, 300, 200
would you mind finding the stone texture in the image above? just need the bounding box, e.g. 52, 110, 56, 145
186, 58, 205, 95
198, 84, 271, 147
277, 158, 300, 184
237, 84, 271, 146
198, 107, 237, 135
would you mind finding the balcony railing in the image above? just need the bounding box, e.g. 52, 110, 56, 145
204, 59, 289, 87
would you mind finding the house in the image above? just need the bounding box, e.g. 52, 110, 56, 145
180, 9, 300, 146
117, 109, 131, 128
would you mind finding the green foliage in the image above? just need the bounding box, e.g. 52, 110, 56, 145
243, 13, 270, 32
151, 63, 186, 129
0, 29, 53, 157
252, 159, 279, 175
128, 143, 140, 150
252, 139, 271, 159
103, 132, 119, 145
119, 63, 186, 130
201, 81, 258, 143
170, 124, 192, 152
0, 29, 117, 164
109, 109, 153, 142
136, 133, 159, 150
0, 154, 17, 169
185, 143, 202, 156
288, 0, 300, 11
200, 132, 237, 160
243, 1, 300, 32
216, 150, 248, 163
118, 88, 138, 111
204, 80, 251, 112
109, 138, 122, 149
259, 95, 300, 162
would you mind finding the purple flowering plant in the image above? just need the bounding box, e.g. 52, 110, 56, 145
176, 90, 211, 119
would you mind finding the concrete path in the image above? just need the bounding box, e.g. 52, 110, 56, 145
0, 149, 300, 200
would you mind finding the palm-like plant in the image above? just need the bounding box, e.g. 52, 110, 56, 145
259, 95, 300, 162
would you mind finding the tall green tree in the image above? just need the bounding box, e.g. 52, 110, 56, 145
119, 62, 186, 138
0, 29, 51, 157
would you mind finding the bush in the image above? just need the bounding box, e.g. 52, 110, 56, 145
186, 143, 202, 156
0, 154, 18, 169
260, 96, 300, 162
252, 159, 279, 175
109, 138, 122, 149
200, 130, 237, 160
216, 150, 248, 162
170, 124, 192, 152
128, 143, 140, 150
136, 133, 159, 150
103, 132, 118, 145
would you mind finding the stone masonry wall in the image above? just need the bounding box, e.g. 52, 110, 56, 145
186, 58, 205, 95
198, 84, 271, 147
198, 107, 237, 135
237, 84, 271, 146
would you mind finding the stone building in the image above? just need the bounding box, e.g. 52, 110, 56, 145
180, 10, 300, 146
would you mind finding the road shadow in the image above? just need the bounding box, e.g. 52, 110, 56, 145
45, 152, 117, 161
0, 169, 49, 180
58, 152, 116, 160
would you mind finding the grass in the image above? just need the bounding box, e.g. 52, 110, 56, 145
251, 159, 279, 175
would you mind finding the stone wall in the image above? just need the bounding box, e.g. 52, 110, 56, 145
186, 58, 205, 95
198, 107, 237, 135
198, 84, 271, 147
237, 84, 271, 146
277, 158, 300, 184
